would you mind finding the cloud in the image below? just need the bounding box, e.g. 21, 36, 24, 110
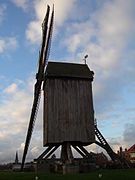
26, 0, 76, 44
96, 0, 135, 43
62, 0, 135, 116
123, 123, 135, 147
11, 0, 29, 10
0, 79, 33, 162
0, 4, 6, 24
106, 121, 135, 153
0, 37, 18, 54
0, 75, 46, 163
63, 20, 95, 53
108, 138, 123, 152
4, 83, 18, 94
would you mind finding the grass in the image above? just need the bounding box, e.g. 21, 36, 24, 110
0, 169, 135, 180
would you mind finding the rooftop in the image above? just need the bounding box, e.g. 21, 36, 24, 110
45, 62, 94, 80
128, 144, 135, 153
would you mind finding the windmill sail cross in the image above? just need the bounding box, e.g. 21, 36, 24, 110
21, 5, 54, 171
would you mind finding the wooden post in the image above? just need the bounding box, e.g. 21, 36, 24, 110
61, 143, 73, 163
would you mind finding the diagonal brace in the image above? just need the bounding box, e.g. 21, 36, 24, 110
37, 145, 54, 160
72, 145, 86, 158
44, 145, 60, 159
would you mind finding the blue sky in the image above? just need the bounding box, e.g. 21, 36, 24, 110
0, 0, 135, 163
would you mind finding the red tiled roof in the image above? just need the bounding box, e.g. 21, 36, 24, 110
128, 144, 135, 153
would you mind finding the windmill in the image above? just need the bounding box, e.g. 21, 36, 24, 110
21, 5, 131, 171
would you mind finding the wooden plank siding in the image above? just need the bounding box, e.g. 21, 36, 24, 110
43, 78, 95, 146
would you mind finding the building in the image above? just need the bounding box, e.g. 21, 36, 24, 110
117, 145, 135, 164
12, 151, 21, 171
127, 144, 135, 163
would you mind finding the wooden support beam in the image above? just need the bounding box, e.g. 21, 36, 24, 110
37, 145, 54, 160
72, 145, 86, 158
60, 142, 73, 163
78, 145, 91, 158
44, 145, 60, 159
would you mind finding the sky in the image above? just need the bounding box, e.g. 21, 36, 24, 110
0, 0, 135, 163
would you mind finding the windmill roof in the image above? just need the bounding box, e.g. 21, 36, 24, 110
45, 62, 94, 80
128, 144, 135, 153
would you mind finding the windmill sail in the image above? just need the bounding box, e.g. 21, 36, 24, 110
21, 5, 54, 171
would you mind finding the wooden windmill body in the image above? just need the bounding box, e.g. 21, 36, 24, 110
43, 62, 95, 146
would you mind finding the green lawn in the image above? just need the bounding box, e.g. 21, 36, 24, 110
0, 169, 135, 180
